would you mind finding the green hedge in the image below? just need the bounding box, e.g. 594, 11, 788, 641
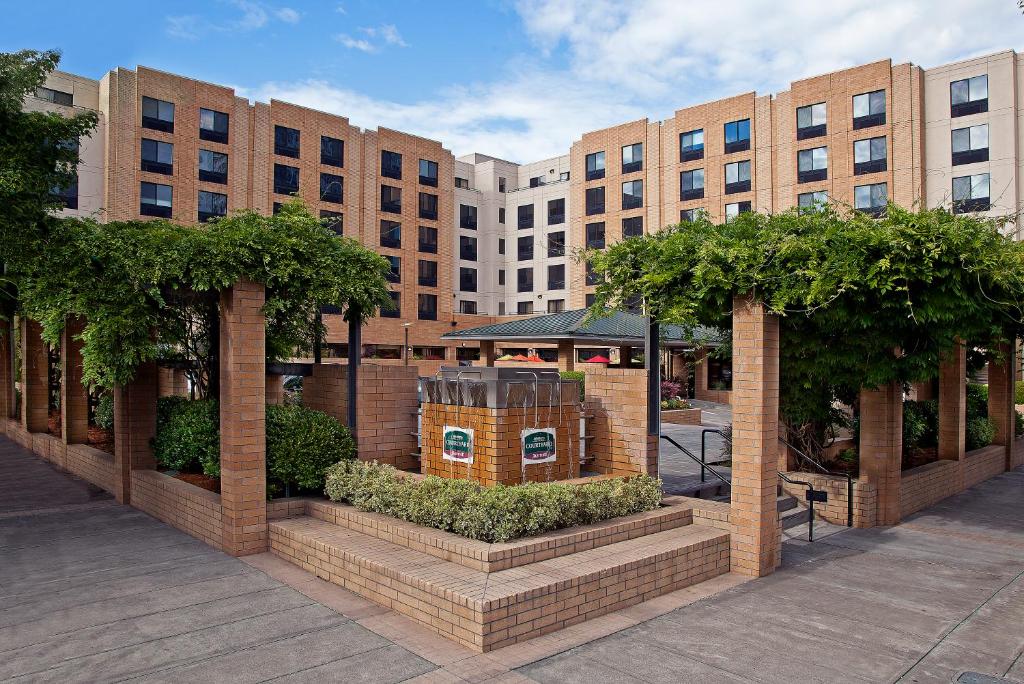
1016, 383, 1024, 405
94, 393, 114, 430
154, 397, 220, 475
324, 460, 661, 543
559, 371, 585, 403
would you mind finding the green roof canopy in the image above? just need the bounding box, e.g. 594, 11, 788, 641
442, 309, 722, 348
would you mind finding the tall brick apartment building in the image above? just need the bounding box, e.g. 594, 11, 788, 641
32, 49, 1024, 371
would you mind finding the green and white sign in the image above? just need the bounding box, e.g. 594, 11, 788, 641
443, 426, 474, 464
521, 428, 557, 464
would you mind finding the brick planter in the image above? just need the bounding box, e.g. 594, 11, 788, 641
661, 408, 702, 425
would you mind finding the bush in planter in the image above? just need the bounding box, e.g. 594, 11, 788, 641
153, 397, 220, 474
660, 397, 691, 410
965, 416, 996, 451
93, 393, 114, 430
323, 460, 662, 543
660, 379, 683, 400
966, 383, 988, 420
1016, 410, 1024, 438
266, 404, 356, 495
1016, 383, 1024, 405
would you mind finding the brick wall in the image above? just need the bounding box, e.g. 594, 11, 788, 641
582, 366, 655, 476
779, 471, 877, 528
899, 459, 961, 518
859, 382, 903, 526
963, 444, 1007, 489
131, 469, 225, 550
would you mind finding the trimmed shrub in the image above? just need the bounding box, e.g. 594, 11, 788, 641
266, 404, 356, 494
93, 393, 114, 430
966, 383, 988, 419
660, 379, 683, 399
1016, 410, 1023, 438
154, 397, 220, 475
902, 399, 939, 450
323, 460, 662, 543
559, 371, 585, 403
1016, 382, 1024, 405
965, 416, 996, 452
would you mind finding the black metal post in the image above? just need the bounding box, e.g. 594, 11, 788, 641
347, 308, 360, 440
313, 310, 322, 364
847, 475, 854, 527
645, 317, 660, 439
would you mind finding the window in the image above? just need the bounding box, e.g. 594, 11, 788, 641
35, 86, 73, 106
622, 180, 643, 209
548, 198, 565, 225
498, 207, 505, 224
547, 299, 565, 314
585, 222, 605, 249
952, 173, 990, 213
951, 124, 989, 165
380, 185, 401, 213
460, 204, 477, 229
363, 343, 402, 359
724, 160, 751, 194
385, 255, 401, 283
320, 210, 343, 235
140, 182, 172, 217
419, 260, 439, 287
321, 136, 344, 167
797, 146, 828, 183
460, 235, 477, 261
548, 231, 565, 257
273, 202, 283, 215
199, 108, 229, 143
379, 292, 400, 318
853, 136, 887, 175
680, 129, 704, 161
413, 346, 446, 361
529, 175, 544, 188
680, 169, 704, 200
418, 225, 437, 253
854, 182, 887, 217
724, 119, 751, 153
680, 208, 697, 223
418, 294, 438, 321
197, 190, 227, 223
950, 75, 988, 117
274, 164, 299, 195
381, 150, 402, 179
199, 149, 228, 184
140, 139, 173, 175
498, 238, 505, 255
498, 176, 506, 193
797, 191, 828, 212
418, 192, 438, 220
419, 159, 438, 186
622, 216, 643, 239
517, 235, 533, 261
559, 171, 570, 181
724, 201, 751, 223
498, 270, 505, 286
517, 268, 533, 293
586, 151, 606, 180
518, 204, 534, 229
454, 177, 469, 189
459, 266, 477, 291
498, 302, 506, 315
141, 96, 174, 132
852, 90, 885, 129
585, 294, 596, 308
320, 173, 343, 203
274, 125, 300, 158
52, 174, 78, 209
517, 301, 534, 315
548, 264, 565, 290
708, 357, 733, 391
796, 103, 826, 139
459, 303, 479, 318
380, 220, 401, 248
622, 143, 643, 173
586, 186, 605, 215
585, 262, 601, 286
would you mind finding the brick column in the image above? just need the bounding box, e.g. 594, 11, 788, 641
987, 343, 1015, 470
20, 319, 49, 433
557, 340, 574, 371
729, 293, 781, 577
60, 318, 89, 444
0, 319, 12, 421
265, 374, 285, 405
481, 340, 496, 367
219, 279, 267, 557
859, 382, 903, 526
113, 361, 158, 503
618, 346, 633, 368
938, 342, 966, 463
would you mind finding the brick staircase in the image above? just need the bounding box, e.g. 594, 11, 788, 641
268, 497, 731, 652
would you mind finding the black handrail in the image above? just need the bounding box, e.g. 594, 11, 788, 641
777, 471, 818, 542
660, 434, 731, 489
699, 428, 727, 483
779, 436, 854, 528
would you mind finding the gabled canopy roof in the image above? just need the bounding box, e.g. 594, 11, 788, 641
443, 309, 722, 348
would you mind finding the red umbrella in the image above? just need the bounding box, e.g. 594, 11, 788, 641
584, 355, 610, 363
511, 354, 530, 361
526, 355, 544, 362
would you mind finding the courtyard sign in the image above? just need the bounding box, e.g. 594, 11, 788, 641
521, 428, 557, 464
443, 426, 474, 464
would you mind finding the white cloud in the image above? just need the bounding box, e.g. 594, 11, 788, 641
336, 24, 409, 52
274, 7, 301, 24
334, 34, 376, 53
165, 1, 300, 39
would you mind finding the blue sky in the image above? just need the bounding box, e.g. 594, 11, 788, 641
3, 0, 1022, 161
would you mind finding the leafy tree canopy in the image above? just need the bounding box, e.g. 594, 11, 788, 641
589, 205, 1024, 450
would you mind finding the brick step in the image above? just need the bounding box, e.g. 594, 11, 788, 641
270, 515, 730, 652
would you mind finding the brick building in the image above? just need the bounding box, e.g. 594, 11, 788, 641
34, 49, 1024, 372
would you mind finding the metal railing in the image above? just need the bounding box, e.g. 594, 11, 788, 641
659, 434, 731, 490
777, 471, 821, 542
779, 436, 853, 528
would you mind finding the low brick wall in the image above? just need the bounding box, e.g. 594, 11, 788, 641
963, 444, 1007, 489
780, 471, 877, 528
130, 470, 224, 551
695, 387, 731, 405
1013, 437, 1024, 469
899, 459, 961, 518
2, 418, 116, 494
661, 408, 702, 426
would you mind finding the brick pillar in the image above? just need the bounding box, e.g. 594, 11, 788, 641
987, 343, 1015, 470
0, 319, 12, 422
60, 318, 89, 444
938, 342, 966, 463
219, 279, 267, 557
694, 348, 709, 400
481, 340, 496, 367
113, 361, 158, 503
21, 319, 49, 433
557, 340, 574, 371
618, 346, 633, 368
265, 374, 285, 405
729, 293, 781, 577
859, 382, 902, 526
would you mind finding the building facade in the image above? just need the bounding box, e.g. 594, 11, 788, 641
33, 49, 1024, 371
